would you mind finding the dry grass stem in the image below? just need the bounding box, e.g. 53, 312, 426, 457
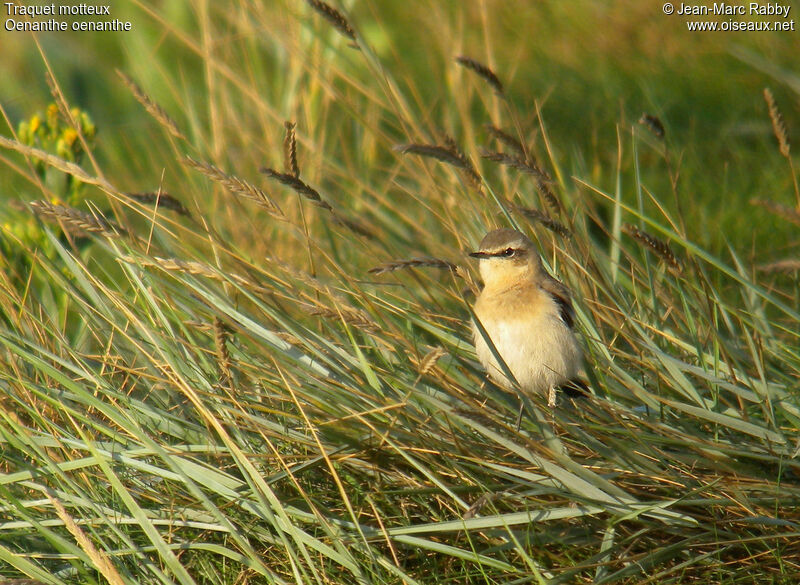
368, 257, 459, 275
283, 121, 300, 178
127, 192, 191, 217
45, 72, 72, 122
514, 206, 571, 238
266, 256, 329, 292
0, 136, 116, 194
255, 258, 379, 329
307, 304, 379, 333
639, 113, 666, 139
120, 255, 264, 292
274, 331, 302, 346
455, 55, 504, 96
306, 0, 356, 41
756, 259, 800, 273
117, 70, 185, 141
623, 224, 683, 272
183, 156, 283, 218
763, 88, 790, 158
749, 198, 800, 227
29, 200, 124, 238
272, 261, 378, 331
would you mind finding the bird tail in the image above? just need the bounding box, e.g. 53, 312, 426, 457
558, 378, 589, 398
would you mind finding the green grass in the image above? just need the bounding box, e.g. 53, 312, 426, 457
0, 1, 799, 583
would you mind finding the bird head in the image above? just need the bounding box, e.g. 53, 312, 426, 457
469, 228, 544, 288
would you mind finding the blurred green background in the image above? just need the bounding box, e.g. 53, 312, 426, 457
1, 0, 798, 258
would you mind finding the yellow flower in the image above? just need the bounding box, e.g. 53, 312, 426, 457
62, 127, 79, 147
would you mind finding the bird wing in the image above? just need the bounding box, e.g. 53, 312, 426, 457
540, 276, 574, 329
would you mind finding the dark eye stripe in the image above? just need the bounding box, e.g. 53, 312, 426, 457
476, 247, 522, 258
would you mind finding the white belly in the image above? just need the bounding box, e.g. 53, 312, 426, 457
473, 312, 581, 395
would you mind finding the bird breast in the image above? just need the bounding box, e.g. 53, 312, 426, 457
472, 284, 581, 395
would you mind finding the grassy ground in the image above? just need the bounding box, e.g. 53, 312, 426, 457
0, 1, 799, 583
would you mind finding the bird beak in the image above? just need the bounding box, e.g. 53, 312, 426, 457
469, 251, 489, 258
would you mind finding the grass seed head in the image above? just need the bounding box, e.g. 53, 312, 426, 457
183, 156, 283, 218
750, 198, 800, 227
29, 200, 123, 239
395, 143, 468, 169
368, 257, 459, 275
260, 167, 333, 211
415, 347, 447, 377
514, 206, 571, 238
117, 70, 185, 141
756, 259, 800, 273
126, 192, 191, 217
763, 88, 790, 158
455, 55, 504, 96
283, 121, 300, 178
214, 317, 233, 389
623, 223, 683, 272
480, 149, 560, 210
395, 142, 481, 189
306, 0, 356, 42
484, 124, 526, 157
639, 113, 666, 139
479, 149, 548, 181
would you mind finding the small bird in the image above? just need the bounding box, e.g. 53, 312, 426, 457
470, 228, 584, 408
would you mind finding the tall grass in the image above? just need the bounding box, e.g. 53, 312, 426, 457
0, 1, 799, 583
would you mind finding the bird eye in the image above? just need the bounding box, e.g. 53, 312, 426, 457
502, 248, 515, 257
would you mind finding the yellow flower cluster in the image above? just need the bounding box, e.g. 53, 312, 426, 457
17, 103, 96, 163
1, 104, 99, 269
